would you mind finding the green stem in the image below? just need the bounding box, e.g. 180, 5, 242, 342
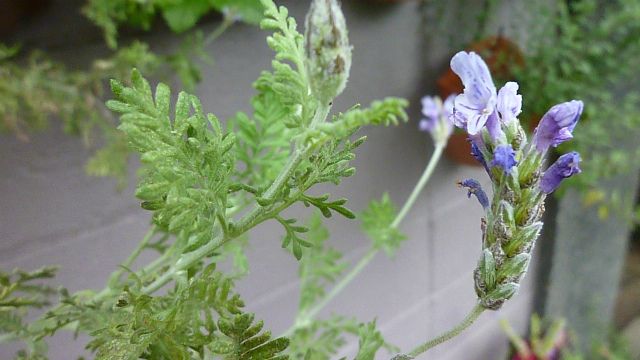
392, 143, 445, 228
286, 143, 445, 335
204, 16, 235, 46
261, 104, 331, 202
107, 226, 156, 288
288, 247, 378, 335
408, 304, 484, 358
500, 319, 532, 358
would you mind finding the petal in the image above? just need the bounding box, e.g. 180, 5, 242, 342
450, 51, 494, 92
496, 82, 522, 123
421, 96, 440, 120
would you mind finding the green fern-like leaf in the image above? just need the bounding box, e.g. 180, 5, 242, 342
258, 0, 315, 128
354, 321, 386, 360
232, 88, 292, 190
89, 264, 252, 359
107, 70, 235, 252
213, 313, 290, 360
361, 193, 407, 256
287, 315, 359, 360
316, 98, 409, 138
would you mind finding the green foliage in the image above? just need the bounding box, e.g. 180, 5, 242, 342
301, 194, 356, 220
287, 316, 359, 360
361, 193, 407, 256
231, 75, 292, 190
86, 264, 289, 360
108, 70, 236, 252
354, 321, 386, 360
316, 98, 409, 139
83, 0, 264, 48
259, 0, 315, 129
213, 313, 290, 360
0, 267, 58, 358
278, 216, 312, 260
0, 39, 207, 185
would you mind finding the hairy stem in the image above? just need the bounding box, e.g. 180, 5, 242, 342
287, 143, 445, 334
408, 304, 484, 357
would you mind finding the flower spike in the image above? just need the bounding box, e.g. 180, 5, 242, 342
447, 51, 583, 310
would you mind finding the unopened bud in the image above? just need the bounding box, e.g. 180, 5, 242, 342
304, 0, 352, 103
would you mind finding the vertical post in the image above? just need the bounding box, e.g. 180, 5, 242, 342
544, 137, 640, 351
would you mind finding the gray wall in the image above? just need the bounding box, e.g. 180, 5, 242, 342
0, 1, 536, 359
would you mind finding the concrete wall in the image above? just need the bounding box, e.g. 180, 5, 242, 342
0, 1, 536, 359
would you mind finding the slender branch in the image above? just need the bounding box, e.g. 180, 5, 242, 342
392, 143, 445, 228
261, 103, 331, 202
408, 304, 484, 358
286, 143, 446, 335
287, 247, 378, 335
204, 16, 236, 46
107, 226, 156, 288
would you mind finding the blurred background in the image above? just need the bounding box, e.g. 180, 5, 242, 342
1, 0, 639, 359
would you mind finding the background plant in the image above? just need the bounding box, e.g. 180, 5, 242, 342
501, 314, 632, 360
511, 0, 640, 222
0, 0, 262, 184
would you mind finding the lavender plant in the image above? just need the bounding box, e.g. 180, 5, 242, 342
399, 51, 583, 358
0, 1, 585, 359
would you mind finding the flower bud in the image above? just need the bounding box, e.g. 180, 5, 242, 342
539, 151, 582, 194
304, 0, 352, 103
532, 100, 583, 153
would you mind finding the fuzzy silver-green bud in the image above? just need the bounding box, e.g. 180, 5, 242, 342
304, 0, 352, 103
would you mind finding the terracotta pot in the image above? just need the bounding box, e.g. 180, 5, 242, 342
437, 36, 524, 165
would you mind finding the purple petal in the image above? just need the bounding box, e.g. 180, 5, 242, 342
458, 178, 490, 209
540, 151, 582, 193
450, 52, 495, 95
421, 96, 440, 120
470, 139, 491, 175
450, 51, 497, 135
491, 144, 517, 174
533, 100, 584, 153
496, 82, 522, 124
485, 110, 504, 140
443, 94, 456, 118
419, 119, 434, 132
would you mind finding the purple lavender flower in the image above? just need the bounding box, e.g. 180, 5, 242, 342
450, 51, 497, 135
419, 95, 455, 143
458, 178, 490, 209
470, 141, 489, 170
491, 144, 517, 174
540, 151, 582, 193
532, 100, 584, 153
496, 82, 522, 124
